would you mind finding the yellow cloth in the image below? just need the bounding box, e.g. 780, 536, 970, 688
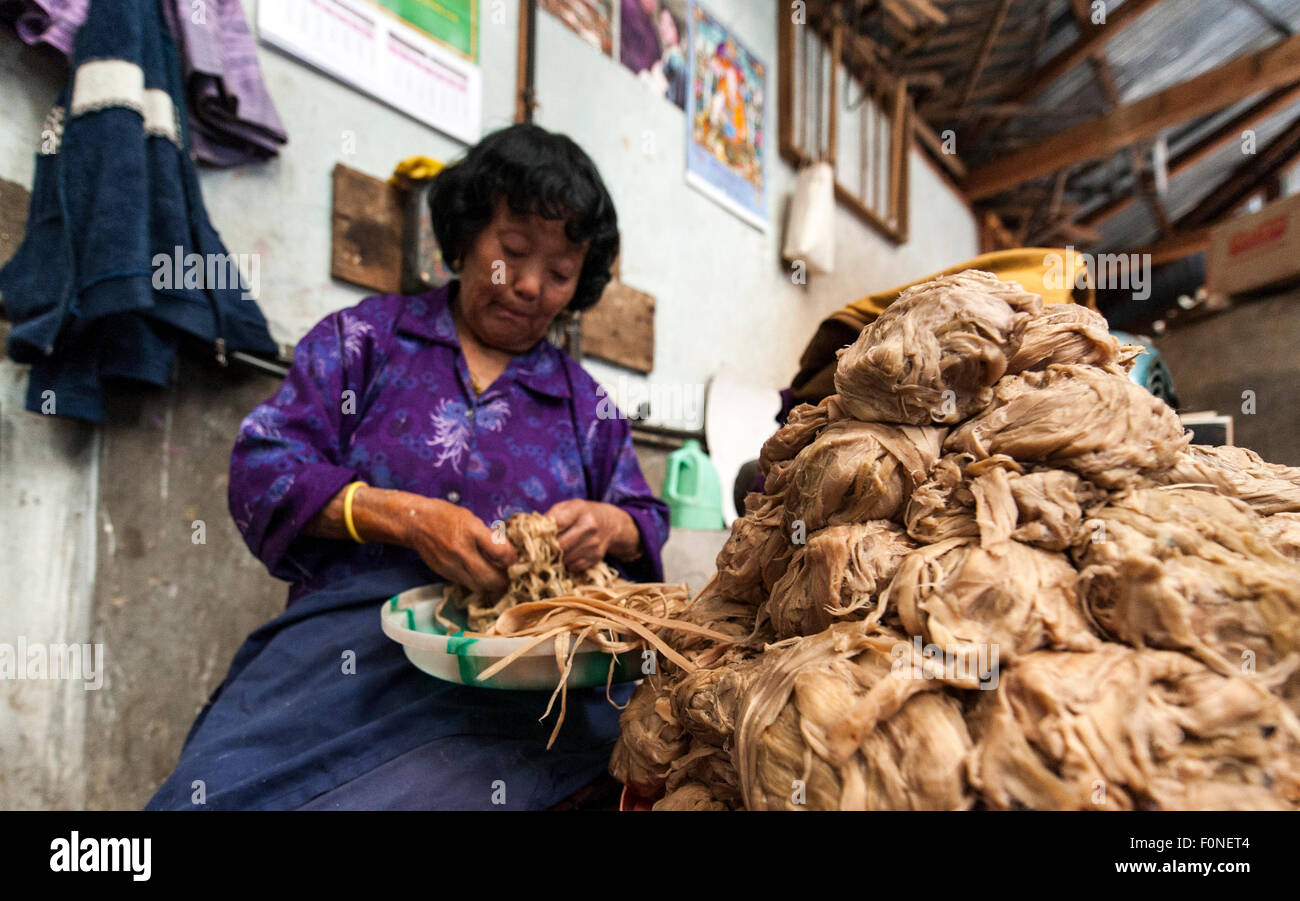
389, 156, 444, 185
831, 247, 1096, 333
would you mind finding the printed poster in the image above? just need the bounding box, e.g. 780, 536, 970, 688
619, 0, 687, 109
539, 0, 614, 56
684, 1, 768, 231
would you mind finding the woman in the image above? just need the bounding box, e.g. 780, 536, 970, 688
146, 124, 670, 810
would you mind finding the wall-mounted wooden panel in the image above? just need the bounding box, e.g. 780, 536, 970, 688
331, 164, 404, 295
582, 281, 655, 373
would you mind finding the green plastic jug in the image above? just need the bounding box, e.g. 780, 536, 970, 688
663, 439, 725, 530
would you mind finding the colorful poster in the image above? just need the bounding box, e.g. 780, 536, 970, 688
619, 0, 687, 109
539, 0, 614, 56
684, 1, 768, 231
370, 0, 478, 64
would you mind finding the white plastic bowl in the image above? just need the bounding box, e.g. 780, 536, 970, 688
379, 583, 642, 690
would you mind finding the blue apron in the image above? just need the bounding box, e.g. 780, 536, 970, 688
145, 565, 632, 810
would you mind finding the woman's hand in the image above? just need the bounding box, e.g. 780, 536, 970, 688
303, 486, 516, 593
545, 499, 641, 572
403, 496, 517, 595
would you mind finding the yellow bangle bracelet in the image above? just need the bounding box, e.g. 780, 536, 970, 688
343, 481, 367, 543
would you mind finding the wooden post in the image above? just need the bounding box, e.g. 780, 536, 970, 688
515, 0, 536, 123
778, 2, 797, 163
827, 24, 841, 165
889, 77, 909, 233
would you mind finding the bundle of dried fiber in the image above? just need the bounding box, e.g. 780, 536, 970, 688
444, 512, 621, 631
882, 534, 1099, 672
612, 268, 1300, 811
765, 521, 914, 640
903, 453, 982, 544
667, 584, 768, 669
663, 739, 743, 807
945, 363, 1189, 489
1005, 465, 1107, 551
834, 270, 1042, 425
758, 396, 839, 478
1006, 302, 1137, 375
652, 780, 729, 811
1151, 444, 1300, 515
1261, 513, 1300, 563
783, 420, 946, 532
481, 582, 709, 663
473, 581, 729, 747
708, 492, 791, 606
734, 622, 974, 810
609, 676, 689, 797
967, 645, 1300, 810
668, 640, 768, 748
441, 513, 734, 747
905, 453, 1104, 551
1072, 487, 1300, 700
761, 457, 796, 496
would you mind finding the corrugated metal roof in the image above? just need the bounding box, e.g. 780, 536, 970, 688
1096, 90, 1300, 249
909, 0, 1300, 251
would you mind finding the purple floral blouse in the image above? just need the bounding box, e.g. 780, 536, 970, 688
228, 284, 670, 604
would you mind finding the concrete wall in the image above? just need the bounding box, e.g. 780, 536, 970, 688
531, 7, 979, 408
0, 0, 976, 809
1153, 290, 1300, 467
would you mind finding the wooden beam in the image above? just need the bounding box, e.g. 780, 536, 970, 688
914, 114, 966, 179
1045, 220, 1104, 244
966, 0, 1167, 143
1131, 227, 1212, 265
965, 32, 1300, 200
1029, 0, 1052, 64
1069, 0, 1177, 240
1119, 118, 1300, 262
904, 33, 1033, 71
980, 210, 1017, 253
896, 0, 948, 56
1014, 0, 1165, 100
915, 21, 1015, 54
1078, 82, 1300, 227
898, 0, 949, 28
959, 0, 1014, 113
1170, 83, 1300, 174
1180, 113, 1300, 229
927, 99, 1108, 120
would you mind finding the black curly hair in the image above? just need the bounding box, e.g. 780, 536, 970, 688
428, 123, 620, 313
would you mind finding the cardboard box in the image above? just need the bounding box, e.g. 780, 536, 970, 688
1207, 192, 1300, 296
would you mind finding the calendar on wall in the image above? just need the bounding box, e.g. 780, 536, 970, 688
259, 0, 482, 145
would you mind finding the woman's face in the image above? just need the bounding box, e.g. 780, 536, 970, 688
456, 198, 589, 354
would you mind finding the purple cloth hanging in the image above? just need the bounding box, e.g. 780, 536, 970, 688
10, 0, 80, 53
163, 0, 287, 166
